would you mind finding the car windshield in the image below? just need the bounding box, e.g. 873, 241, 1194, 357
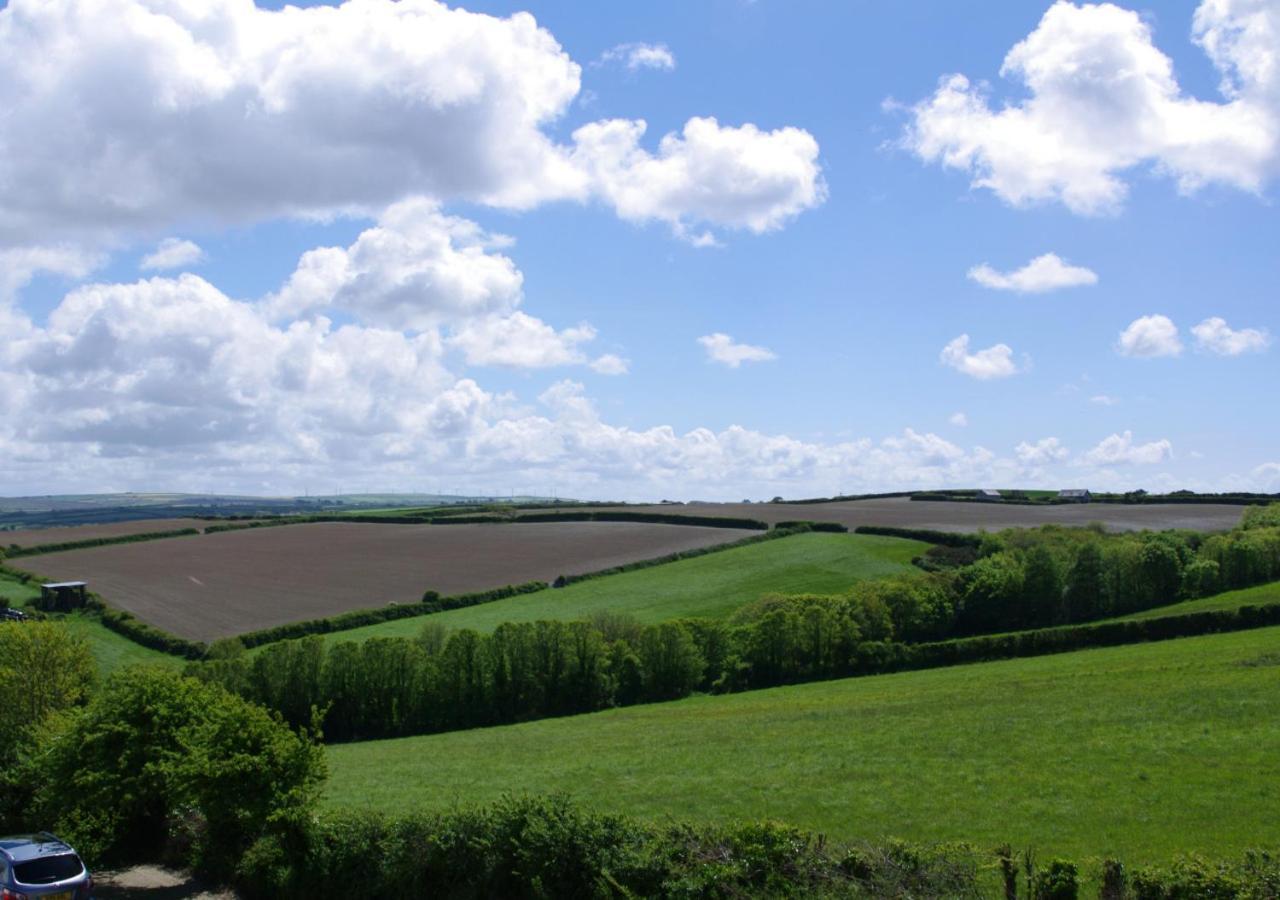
14, 852, 83, 885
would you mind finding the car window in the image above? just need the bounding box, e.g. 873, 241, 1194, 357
13, 853, 84, 885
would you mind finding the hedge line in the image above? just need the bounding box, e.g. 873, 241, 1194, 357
5, 528, 202, 557
438, 510, 772, 530
853, 525, 982, 548
860, 602, 1280, 677
234, 796, 987, 899
550, 525, 811, 589
773, 520, 848, 533
94, 599, 207, 659
202, 519, 298, 535
233, 582, 549, 649
231, 796, 1280, 899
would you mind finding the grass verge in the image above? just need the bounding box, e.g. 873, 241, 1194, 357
326, 625, 1280, 865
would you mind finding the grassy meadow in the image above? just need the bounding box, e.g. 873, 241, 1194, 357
1, 570, 176, 674
311, 531, 926, 644
326, 625, 1280, 864
1108, 578, 1280, 621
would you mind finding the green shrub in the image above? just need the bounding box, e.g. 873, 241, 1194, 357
24, 667, 324, 870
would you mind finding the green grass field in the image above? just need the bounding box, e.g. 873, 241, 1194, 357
312, 532, 926, 645
1109, 579, 1280, 621
1, 570, 177, 674
326, 626, 1280, 864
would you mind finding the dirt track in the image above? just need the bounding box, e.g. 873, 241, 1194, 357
25, 521, 745, 642
564, 497, 1246, 533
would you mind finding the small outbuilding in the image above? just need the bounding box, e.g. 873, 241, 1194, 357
978, 489, 1002, 501
1058, 489, 1091, 503
39, 581, 88, 612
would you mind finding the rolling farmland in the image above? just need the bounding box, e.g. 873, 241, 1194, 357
550, 497, 1247, 533
326, 625, 1280, 864
313, 531, 926, 643
1, 517, 214, 548
24, 520, 748, 642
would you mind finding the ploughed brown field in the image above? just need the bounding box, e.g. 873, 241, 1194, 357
2, 517, 216, 548
546, 497, 1246, 533
24, 521, 746, 642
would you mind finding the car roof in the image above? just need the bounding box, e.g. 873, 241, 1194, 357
0, 835, 76, 864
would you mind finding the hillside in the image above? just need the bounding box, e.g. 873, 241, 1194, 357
314, 531, 926, 644
326, 625, 1280, 863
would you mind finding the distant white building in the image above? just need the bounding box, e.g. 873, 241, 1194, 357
978, 489, 1002, 501
1059, 489, 1091, 502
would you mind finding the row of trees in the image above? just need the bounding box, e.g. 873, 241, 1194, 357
189, 512, 1280, 743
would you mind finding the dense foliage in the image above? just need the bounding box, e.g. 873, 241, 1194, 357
189, 593, 1280, 744
9, 666, 325, 873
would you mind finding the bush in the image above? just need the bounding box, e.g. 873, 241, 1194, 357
24, 667, 324, 871
234, 796, 987, 899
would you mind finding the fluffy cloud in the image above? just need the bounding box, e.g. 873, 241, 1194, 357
968, 253, 1097, 292
1117, 314, 1183, 358
140, 238, 204, 271
949, 412, 968, 427
571, 117, 826, 241
448, 312, 598, 368
0, 0, 822, 247
264, 198, 523, 330
0, 245, 103, 302
697, 333, 777, 368
1090, 394, 1120, 406
939, 334, 1020, 379
902, 0, 1280, 214
1191, 316, 1272, 355
1016, 437, 1069, 464
1081, 431, 1173, 465
598, 42, 676, 72
589, 354, 630, 375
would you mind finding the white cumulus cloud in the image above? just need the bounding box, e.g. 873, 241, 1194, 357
949, 411, 968, 427
140, 238, 204, 271
968, 252, 1098, 292
1016, 437, 1070, 464
1118, 314, 1183, 358
264, 198, 524, 331
902, 0, 1280, 214
939, 334, 1020, 379
1082, 431, 1174, 465
598, 42, 676, 72
571, 116, 826, 241
0, 0, 823, 248
697, 333, 777, 368
1191, 316, 1272, 355
448, 313, 598, 369
589, 354, 630, 375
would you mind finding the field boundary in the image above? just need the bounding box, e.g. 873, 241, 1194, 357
4, 527, 203, 557
234, 581, 549, 648
549, 522, 836, 589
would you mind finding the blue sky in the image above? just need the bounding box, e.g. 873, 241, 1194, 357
0, 0, 1276, 499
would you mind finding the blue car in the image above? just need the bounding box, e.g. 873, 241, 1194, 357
0, 834, 93, 900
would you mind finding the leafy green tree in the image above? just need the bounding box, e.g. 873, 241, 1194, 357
1064, 542, 1106, 623
0, 621, 96, 759
27, 667, 325, 869
1021, 544, 1065, 626
637, 622, 704, 700
957, 552, 1025, 634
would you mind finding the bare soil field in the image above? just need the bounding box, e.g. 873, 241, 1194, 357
555, 497, 1246, 533
1, 517, 215, 548
23, 521, 745, 642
